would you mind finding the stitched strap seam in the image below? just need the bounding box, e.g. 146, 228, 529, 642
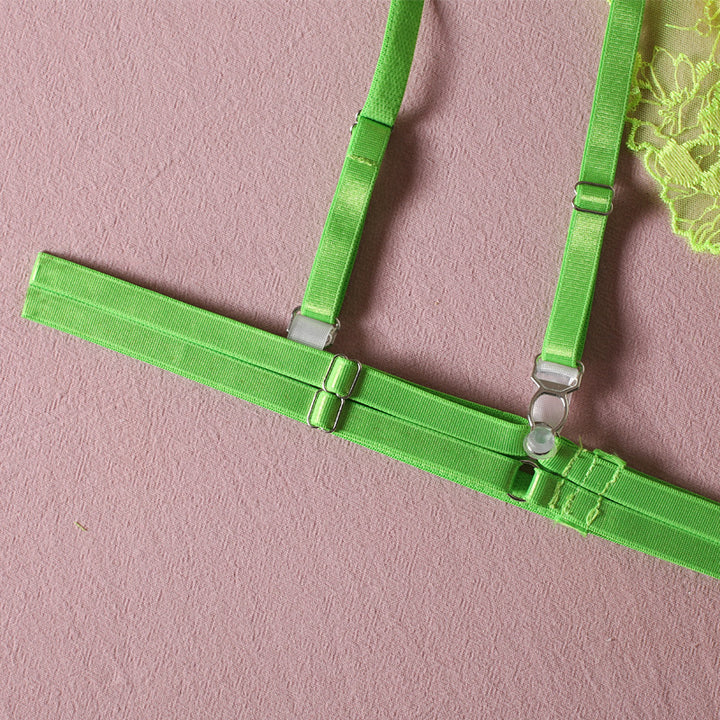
348, 154, 380, 167
585, 462, 623, 530
562, 453, 597, 519
548, 443, 584, 510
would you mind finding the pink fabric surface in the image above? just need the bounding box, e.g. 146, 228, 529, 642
3, 1, 720, 717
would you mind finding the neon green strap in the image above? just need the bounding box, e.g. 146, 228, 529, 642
299, 0, 423, 325
24, 254, 527, 458
541, 0, 644, 367
23, 253, 720, 580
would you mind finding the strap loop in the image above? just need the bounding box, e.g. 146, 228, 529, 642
307, 391, 345, 432
322, 354, 363, 398
507, 460, 538, 503
307, 354, 362, 432
573, 181, 614, 216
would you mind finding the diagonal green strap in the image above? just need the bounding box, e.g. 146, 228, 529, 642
541, 0, 644, 367
526, 460, 720, 580
22, 253, 720, 580
542, 442, 720, 548
361, 0, 424, 128
300, 0, 423, 325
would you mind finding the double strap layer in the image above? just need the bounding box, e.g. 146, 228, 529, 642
22, 253, 720, 579
21, 1, 720, 580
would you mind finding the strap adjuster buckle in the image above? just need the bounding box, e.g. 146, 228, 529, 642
307, 391, 346, 433
307, 354, 362, 432
573, 181, 614, 216
322, 353, 362, 398
287, 306, 340, 349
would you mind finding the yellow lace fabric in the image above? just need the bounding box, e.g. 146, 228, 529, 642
625, 0, 720, 253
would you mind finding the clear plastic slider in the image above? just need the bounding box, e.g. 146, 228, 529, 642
287, 307, 340, 350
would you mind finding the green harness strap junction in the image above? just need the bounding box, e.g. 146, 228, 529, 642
21, 0, 720, 579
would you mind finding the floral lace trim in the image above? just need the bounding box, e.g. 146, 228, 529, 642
625, 1, 720, 254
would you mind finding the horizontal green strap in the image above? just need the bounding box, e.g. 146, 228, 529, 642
525, 464, 720, 580
541, 440, 720, 548
22, 253, 720, 579
25, 253, 329, 386
23, 255, 522, 497
593, 504, 720, 580
25, 282, 312, 424
26, 280, 523, 496
24, 253, 526, 458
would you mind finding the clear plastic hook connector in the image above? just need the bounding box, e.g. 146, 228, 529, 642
525, 356, 584, 460
532, 357, 583, 394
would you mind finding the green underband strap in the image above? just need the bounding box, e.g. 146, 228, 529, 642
299, 0, 423, 325
541, 0, 644, 367
23, 253, 720, 580
24, 253, 527, 457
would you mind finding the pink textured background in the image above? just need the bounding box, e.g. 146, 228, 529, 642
3, 1, 720, 717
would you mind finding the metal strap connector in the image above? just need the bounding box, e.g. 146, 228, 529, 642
307, 354, 362, 432
573, 181, 614, 216
524, 356, 584, 460
350, 109, 362, 134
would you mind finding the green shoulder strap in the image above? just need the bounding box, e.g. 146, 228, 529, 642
525, 0, 644, 460
541, 0, 644, 368
297, 0, 423, 333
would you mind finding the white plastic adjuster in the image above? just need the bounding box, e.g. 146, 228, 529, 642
532, 358, 583, 394
287, 307, 340, 350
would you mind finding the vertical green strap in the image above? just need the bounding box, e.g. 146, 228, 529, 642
541, 0, 644, 367
300, 0, 423, 325
300, 116, 392, 324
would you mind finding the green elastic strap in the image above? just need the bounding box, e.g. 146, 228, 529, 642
299, 0, 423, 325
23, 253, 720, 580
541, 0, 644, 368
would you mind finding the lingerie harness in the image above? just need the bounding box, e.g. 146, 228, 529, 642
22, 0, 720, 579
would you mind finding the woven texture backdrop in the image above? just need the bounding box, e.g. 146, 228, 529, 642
2, 1, 719, 718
